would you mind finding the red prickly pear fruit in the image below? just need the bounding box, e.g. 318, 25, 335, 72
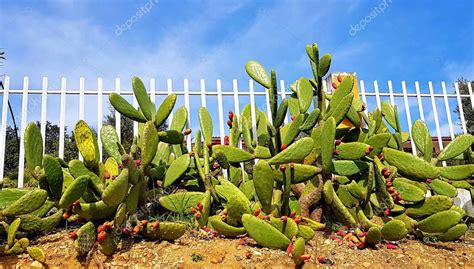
280, 144, 288, 151
63, 211, 71, 219
289, 210, 297, 219
213, 162, 220, 170
133, 225, 141, 235
280, 216, 288, 222
224, 136, 229, 145
300, 255, 311, 261
336, 230, 347, 237
69, 231, 77, 240
253, 208, 261, 216
332, 82, 338, 89
368, 146, 374, 151
151, 221, 160, 229
335, 139, 342, 145
279, 165, 286, 172
383, 169, 391, 178
97, 225, 106, 233
365, 149, 371, 155
291, 115, 296, 121
207, 143, 212, 150
97, 231, 107, 243
118, 163, 124, 169
359, 231, 368, 237
381, 168, 389, 175
317, 256, 326, 263
202, 227, 210, 232
387, 187, 395, 193
425, 178, 432, 183
384, 208, 391, 216
194, 212, 202, 219
294, 216, 301, 224
183, 128, 192, 135
228, 111, 234, 121
386, 181, 393, 187
357, 242, 366, 249
289, 163, 295, 169
386, 243, 397, 249
191, 207, 198, 214
72, 200, 81, 208
286, 243, 293, 255
334, 150, 341, 155
134, 159, 141, 166
197, 202, 204, 212
141, 220, 148, 226
337, 75, 343, 83
227, 119, 233, 128
378, 153, 384, 161
103, 170, 110, 179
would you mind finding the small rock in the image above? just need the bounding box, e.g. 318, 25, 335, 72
30, 261, 44, 268
363, 262, 370, 267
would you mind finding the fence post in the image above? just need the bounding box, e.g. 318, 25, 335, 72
17, 77, 29, 188
0, 76, 9, 181
59, 78, 66, 159
454, 82, 467, 134
41, 77, 48, 154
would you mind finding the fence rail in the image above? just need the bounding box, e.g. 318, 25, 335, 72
0, 76, 472, 188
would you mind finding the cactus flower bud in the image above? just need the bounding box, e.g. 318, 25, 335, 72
291, 115, 296, 121
97, 225, 106, 233
294, 216, 301, 224
63, 211, 71, 219
183, 128, 192, 135
97, 231, 107, 243
228, 111, 234, 120
197, 202, 204, 212
253, 208, 261, 216
207, 143, 212, 150
133, 225, 141, 235
280, 216, 288, 222
335, 139, 342, 145
289, 210, 296, 219
280, 144, 288, 151
69, 231, 77, 240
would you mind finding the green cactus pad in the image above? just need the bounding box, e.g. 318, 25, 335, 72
139, 122, 159, 167
157, 130, 184, 145
245, 61, 271, 88
318, 53, 331, 77
297, 225, 315, 241
393, 214, 417, 234
113, 203, 126, 227
292, 237, 306, 265
325, 76, 353, 118
199, 107, 213, 146
381, 101, 397, 130
269, 217, 299, 239
411, 120, 432, 161
392, 178, 425, 203
159, 192, 205, 214
100, 125, 123, 163
68, 159, 104, 191
288, 93, 301, 116
74, 120, 99, 167
357, 209, 381, 230
74, 200, 116, 220
366, 133, 391, 157
24, 122, 43, 174
31, 199, 55, 218
300, 217, 325, 231
295, 77, 313, 113
321, 117, 336, 173
335, 142, 371, 160
43, 154, 64, 200
210, 217, 246, 237
58, 175, 89, 209
383, 148, 439, 180
253, 160, 274, 214
436, 223, 468, 242
429, 179, 457, 198
381, 219, 407, 241
102, 168, 129, 207
154, 94, 177, 127
439, 164, 474, 180
170, 106, 188, 131
242, 214, 290, 250
7, 238, 29, 255
273, 163, 322, 184
268, 137, 314, 165
27, 247, 46, 263
274, 99, 288, 128
227, 194, 251, 226
0, 188, 29, 210
98, 232, 117, 256
125, 183, 141, 214
417, 210, 461, 233
153, 142, 171, 166
39, 209, 63, 233
7, 218, 21, 247
366, 226, 381, 245
394, 177, 428, 193
324, 181, 356, 226
212, 145, 254, 163
300, 108, 320, 131
2, 189, 48, 217
144, 221, 186, 241
132, 76, 155, 121
282, 114, 304, 146
331, 93, 354, 125
197, 190, 211, 228
405, 195, 453, 218
109, 93, 147, 122
254, 146, 272, 159
331, 160, 368, 176
437, 134, 473, 161
74, 221, 96, 256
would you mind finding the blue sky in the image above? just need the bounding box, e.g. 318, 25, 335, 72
0, 0, 473, 138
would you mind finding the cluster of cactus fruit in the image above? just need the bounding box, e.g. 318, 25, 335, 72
1, 42, 473, 265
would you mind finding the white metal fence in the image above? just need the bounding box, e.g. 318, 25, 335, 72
0, 76, 472, 188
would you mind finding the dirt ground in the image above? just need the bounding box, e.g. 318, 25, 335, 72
1, 228, 473, 268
